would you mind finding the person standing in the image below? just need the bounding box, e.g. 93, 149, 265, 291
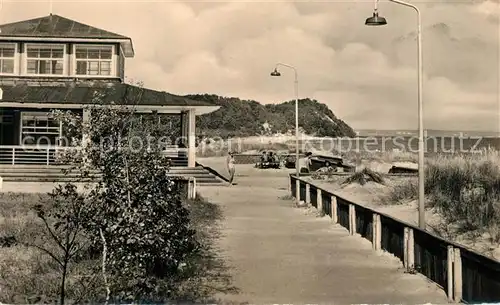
298, 151, 313, 173
227, 151, 236, 185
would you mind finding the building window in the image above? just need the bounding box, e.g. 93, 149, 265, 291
21, 112, 61, 146
0, 43, 15, 74
75, 45, 113, 76
26, 44, 64, 75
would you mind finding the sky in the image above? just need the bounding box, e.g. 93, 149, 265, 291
1, 0, 499, 131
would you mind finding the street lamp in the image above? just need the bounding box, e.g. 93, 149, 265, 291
270, 63, 300, 204
365, 0, 425, 230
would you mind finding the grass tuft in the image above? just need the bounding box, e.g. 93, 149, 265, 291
343, 168, 385, 186
384, 179, 417, 205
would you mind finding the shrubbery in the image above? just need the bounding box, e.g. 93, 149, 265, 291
0, 91, 234, 303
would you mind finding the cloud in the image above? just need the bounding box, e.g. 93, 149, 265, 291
2, 0, 498, 132
473, 0, 499, 20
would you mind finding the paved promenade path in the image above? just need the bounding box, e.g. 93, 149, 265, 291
198, 165, 449, 304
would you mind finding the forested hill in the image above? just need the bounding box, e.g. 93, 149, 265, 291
186, 94, 356, 138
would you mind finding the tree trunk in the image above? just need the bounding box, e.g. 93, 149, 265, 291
60, 261, 68, 305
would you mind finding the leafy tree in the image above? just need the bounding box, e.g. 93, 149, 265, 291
53, 92, 200, 303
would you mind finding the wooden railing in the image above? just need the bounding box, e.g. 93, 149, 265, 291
0, 145, 189, 166
290, 174, 500, 303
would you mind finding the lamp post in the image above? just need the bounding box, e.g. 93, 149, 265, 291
270, 63, 300, 204
365, 0, 425, 230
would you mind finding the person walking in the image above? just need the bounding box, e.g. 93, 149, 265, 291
227, 151, 236, 185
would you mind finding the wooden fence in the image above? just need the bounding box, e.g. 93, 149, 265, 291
290, 174, 500, 303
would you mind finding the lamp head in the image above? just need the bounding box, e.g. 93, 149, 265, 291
365, 12, 387, 26
270, 68, 281, 77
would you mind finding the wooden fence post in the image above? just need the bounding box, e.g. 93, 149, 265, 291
317, 189, 323, 212
408, 228, 414, 270
453, 248, 462, 302
375, 214, 382, 251
295, 179, 300, 201
404, 227, 409, 268
349, 204, 356, 235
352, 205, 356, 235
447, 245, 454, 302
372, 213, 378, 250
306, 183, 310, 204
349, 204, 352, 235
331, 195, 337, 224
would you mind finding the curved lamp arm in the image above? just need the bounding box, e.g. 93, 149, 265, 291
389, 0, 420, 15
275, 63, 298, 83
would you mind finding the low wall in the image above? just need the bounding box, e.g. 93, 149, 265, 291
232, 153, 305, 164
290, 175, 500, 303
0, 177, 197, 201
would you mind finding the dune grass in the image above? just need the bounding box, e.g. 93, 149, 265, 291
384, 180, 417, 204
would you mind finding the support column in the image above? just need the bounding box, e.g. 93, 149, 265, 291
187, 109, 196, 167
180, 111, 188, 145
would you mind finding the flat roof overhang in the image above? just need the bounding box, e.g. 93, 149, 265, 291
0, 102, 220, 115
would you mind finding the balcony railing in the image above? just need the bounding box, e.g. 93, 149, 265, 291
0, 145, 189, 166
